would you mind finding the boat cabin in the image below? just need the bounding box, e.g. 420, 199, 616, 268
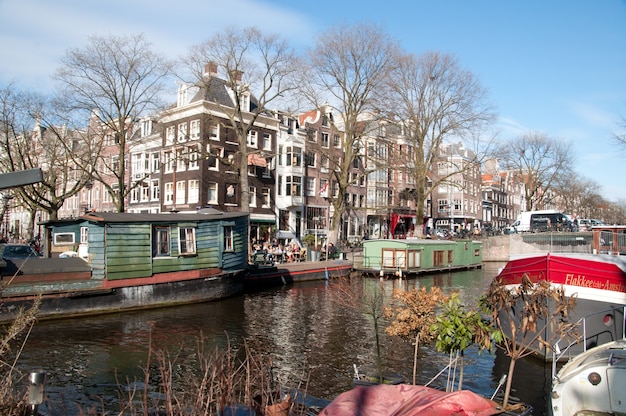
42, 210, 249, 280
361, 238, 482, 276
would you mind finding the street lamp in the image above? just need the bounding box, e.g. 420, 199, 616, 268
27, 370, 46, 416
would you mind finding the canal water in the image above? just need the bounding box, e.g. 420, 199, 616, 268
16, 263, 552, 415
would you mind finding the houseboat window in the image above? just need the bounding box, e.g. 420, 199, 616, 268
433, 250, 445, 267
179, 227, 196, 255
153, 226, 170, 257
447, 250, 453, 264
80, 227, 88, 244
224, 225, 234, 252
54, 232, 75, 245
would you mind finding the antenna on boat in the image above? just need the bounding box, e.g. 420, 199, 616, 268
490, 374, 507, 400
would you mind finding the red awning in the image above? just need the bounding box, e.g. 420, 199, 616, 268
247, 154, 267, 167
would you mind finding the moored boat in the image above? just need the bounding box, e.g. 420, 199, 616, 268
0, 210, 249, 323
356, 238, 483, 278
550, 336, 626, 416
495, 251, 626, 360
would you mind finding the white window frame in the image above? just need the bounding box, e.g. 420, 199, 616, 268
188, 179, 199, 204
178, 226, 196, 255
223, 225, 234, 252
208, 182, 218, 204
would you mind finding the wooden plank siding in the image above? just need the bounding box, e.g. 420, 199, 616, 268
43, 211, 250, 282
104, 225, 153, 280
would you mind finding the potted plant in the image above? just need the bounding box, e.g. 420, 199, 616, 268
302, 234, 321, 261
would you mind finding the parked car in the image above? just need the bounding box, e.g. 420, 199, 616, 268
578, 218, 605, 231
0, 243, 42, 259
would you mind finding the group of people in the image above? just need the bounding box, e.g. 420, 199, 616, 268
251, 239, 304, 263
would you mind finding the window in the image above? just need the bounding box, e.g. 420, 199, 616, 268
438, 199, 448, 213
151, 179, 160, 201
207, 182, 218, 204
286, 146, 302, 166
153, 226, 170, 257
210, 124, 219, 140
249, 186, 257, 207
188, 180, 199, 204
179, 227, 196, 255
262, 188, 271, 208
164, 151, 174, 172
165, 182, 174, 205
141, 183, 150, 201
306, 177, 315, 196
54, 232, 75, 245
305, 151, 316, 167
176, 181, 186, 204
190, 119, 200, 140
177, 123, 188, 142
188, 145, 199, 170
223, 225, 234, 251
80, 227, 88, 244
321, 155, 329, 170
321, 132, 329, 148
333, 134, 341, 147
207, 145, 223, 170
262, 132, 272, 150
166, 126, 176, 145
150, 152, 160, 172
286, 176, 302, 196
247, 130, 258, 147
111, 155, 120, 172
131, 187, 139, 203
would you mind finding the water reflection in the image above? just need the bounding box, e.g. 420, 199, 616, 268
17, 266, 550, 415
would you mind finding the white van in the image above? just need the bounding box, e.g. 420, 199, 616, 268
511, 210, 573, 233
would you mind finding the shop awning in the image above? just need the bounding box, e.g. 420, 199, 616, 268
247, 154, 267, 167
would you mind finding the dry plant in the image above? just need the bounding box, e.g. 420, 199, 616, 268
480, 274, 578, 408
328, 276, 387, 382
90, 332, 300, 416
0, 289, 41, 416
384, 286, 446, 385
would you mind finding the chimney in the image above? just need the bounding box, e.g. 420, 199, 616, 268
229, 69, 243, 85
204, 62, 218, 78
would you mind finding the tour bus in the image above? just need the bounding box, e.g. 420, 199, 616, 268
511, 210, 573, 233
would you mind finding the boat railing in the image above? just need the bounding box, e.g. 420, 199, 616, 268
551, 305, 626, 377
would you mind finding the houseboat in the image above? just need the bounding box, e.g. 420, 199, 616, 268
494, 226, 626, 360
357, 238, 483, 278
0, 210, 249, 323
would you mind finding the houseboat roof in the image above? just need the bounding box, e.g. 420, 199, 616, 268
80, 210, 247, 224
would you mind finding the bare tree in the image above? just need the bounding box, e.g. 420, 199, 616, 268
182, 26, 299, 214
386, 52, 496, 236
613, 113, 626, 151
496, 131, 575, 211
0, 84, 88, 227
553, 173, 601, 217
303, 22, 400, 244
54, 33, 174, 212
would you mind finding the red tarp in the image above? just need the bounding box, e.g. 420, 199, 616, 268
320, 384, 501, 416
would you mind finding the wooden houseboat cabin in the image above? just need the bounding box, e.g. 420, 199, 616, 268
360, 238, 483, 277
0, 210, 249, 323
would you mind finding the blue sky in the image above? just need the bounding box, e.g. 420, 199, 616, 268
1, 0, 625, 201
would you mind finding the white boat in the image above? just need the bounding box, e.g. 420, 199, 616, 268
550, 336, 626, 416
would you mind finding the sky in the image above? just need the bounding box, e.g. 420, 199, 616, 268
1, 0, 625, 201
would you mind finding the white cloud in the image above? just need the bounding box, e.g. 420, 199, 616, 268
0, 0, 314, 91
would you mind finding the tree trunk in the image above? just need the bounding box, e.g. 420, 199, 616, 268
412, 333, 420, 385
502, 357, 517, 408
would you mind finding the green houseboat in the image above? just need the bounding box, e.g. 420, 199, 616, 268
0, 210, 248, 323
358, 238, 483, 278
